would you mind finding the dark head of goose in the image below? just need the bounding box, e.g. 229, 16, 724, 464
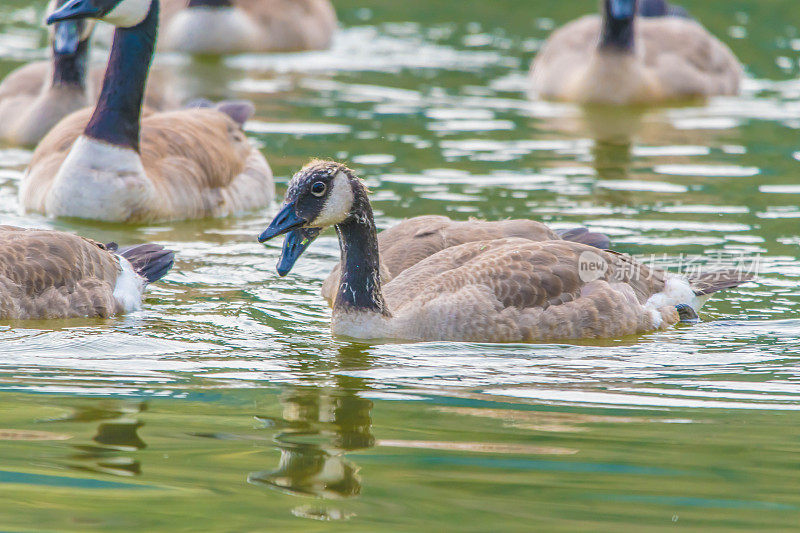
258, 161, 356, 274
259, 161, 389, 315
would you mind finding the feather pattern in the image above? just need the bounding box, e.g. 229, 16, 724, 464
529, 14, 742, 104
0, 226, 172, 320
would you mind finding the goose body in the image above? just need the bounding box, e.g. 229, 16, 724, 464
21, 0, 274, 223
0, 226, 173, 319
159, 0, 337, 54
529, 0, 742, 104
259, 161, 753, 343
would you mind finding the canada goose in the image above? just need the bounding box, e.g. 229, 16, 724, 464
20, 0, 274, 223
159, 0, 337, 54
277, 217, 611, 305
0, 0, 178, 147
529, 0, 742, 105
259, 161, 753, 342
0, 226, 173, 319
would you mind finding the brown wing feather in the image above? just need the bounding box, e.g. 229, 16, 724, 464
0, 227, 122, 319
381, 239, 670, 342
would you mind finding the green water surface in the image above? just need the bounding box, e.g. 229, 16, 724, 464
1, 0, 800, 530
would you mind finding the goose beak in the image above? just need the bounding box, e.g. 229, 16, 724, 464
609, 0, 636, 19
258, 202, 307, 243
53, 21, 80, 55
277, 228, 320, 276
47, 0, 100, 24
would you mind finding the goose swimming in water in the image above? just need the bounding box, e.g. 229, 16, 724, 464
529, 0, 742, 104
20, 0, 274, 223
0, 226, 173, 319
0, 0, 177, 147
159, 0, 337, 54
259, 161, 754, 342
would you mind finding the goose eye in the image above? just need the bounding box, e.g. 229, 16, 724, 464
310, 182, 327, 197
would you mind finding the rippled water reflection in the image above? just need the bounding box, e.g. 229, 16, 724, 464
2, 0, 800, 529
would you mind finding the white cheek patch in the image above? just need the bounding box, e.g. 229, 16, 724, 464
310, 172, 354, 227
81, 20, 97, 40
103, 0, 151, 27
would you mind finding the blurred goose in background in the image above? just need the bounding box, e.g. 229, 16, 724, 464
277, 217, 610, 305
0, 226, 173, 319
0, 0, 177, 147
159, 0, 337, 54
259, 161, 754, 342
529, 0, 742, 105
21, 0, 274, 223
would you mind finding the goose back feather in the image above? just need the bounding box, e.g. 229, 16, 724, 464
0, 226, 173, 319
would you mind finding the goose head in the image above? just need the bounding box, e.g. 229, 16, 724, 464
47, 0, 155, 28
259, 161, 362, 275
605, 0, 637, 21
47, 0, 96, 56
601, 0, 638, 51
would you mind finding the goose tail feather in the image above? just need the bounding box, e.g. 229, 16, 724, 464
556, 227, 611, 250
114, 244, 175, 284
687, 269, 755, 296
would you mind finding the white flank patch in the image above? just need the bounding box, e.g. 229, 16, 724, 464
310, 172, 354, 228
644, 276, 703, 327
113, 256, 145, 313
41, 135, 153, 221
103, 0, 151, 27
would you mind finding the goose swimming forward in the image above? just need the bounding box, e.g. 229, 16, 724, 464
159, 0, 337, 54
0, 226, 173, 319
259, 161, 754, 342
529, 0, 742, 104
20, 0, 274, 223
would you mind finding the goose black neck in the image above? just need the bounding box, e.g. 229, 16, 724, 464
188, 0, 233, 7
600, 6, 635, 52
334, 184, 391, 317
52, 39, 88, 89
84, 0, 158, 151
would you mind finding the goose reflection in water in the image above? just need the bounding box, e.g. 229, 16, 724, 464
47, 401, 147, 477
248, 345, 375, 518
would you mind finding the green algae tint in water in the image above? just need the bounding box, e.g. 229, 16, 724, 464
2, 0, 800, 530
